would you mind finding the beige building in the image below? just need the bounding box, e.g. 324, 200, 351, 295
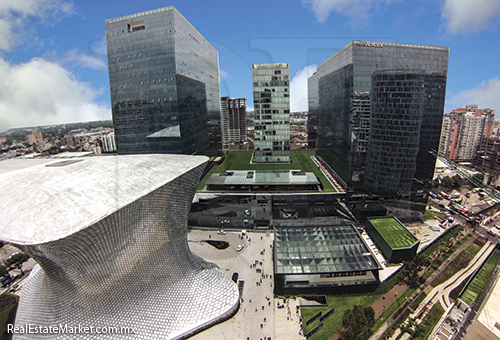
27, 131, 45, 150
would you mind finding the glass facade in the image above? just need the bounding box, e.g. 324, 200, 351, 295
365, 70, 426, 194
220, 97, 247, 152
105, 6, 220, 154
308, 41, 449, 188
252, 63, 291, 163
274, 226, 380, 275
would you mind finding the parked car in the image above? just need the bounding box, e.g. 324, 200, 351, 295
236, 244, 244, 252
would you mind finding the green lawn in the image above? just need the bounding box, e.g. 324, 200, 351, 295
460, 249, 500, 306
369, 217, 418, 249
0, 293, 18, 337
423, 209, 445, 222
413, 303, 445, 340
302, 294, 380, 340
198, 150, 342, 192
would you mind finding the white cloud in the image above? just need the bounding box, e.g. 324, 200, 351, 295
290, 64, 317, 112
62, 49, 106, 70
0, 57, 110, 132
0, 0, 73, 51
302, 0, 392, 23
220, 69, 230, 81
442, 0, 500, 34
445, 78, 500, 113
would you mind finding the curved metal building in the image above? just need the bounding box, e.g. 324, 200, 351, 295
0, 155, 239, 339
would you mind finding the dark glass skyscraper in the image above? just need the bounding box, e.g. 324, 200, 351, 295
105, 6, 220, 154
308, 41, 449, 191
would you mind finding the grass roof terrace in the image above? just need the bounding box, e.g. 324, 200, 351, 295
198, 151, 346, 193
367, 216, 418, 249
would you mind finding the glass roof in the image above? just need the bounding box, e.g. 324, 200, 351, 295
274, 226, 381, 274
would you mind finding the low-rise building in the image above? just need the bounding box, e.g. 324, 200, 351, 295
274, 225, 382, 288
365, 216, 419, 263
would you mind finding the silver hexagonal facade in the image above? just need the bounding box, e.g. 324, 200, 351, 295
0, 155, 239, 339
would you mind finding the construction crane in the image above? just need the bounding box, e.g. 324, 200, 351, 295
429, 149, 500, 203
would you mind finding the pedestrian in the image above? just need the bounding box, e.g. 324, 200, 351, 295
262, 305, 264, 310
250, 298, 252, 303
264, 317, 266, 322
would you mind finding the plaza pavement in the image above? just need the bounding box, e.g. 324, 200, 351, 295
187, 229, 304, 340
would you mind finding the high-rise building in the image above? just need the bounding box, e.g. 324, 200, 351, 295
308, 41, 449, 189
220, 97, 247, 152
439, 105, 495, 161
252, 63, 291, 163
105, 6, 220, 155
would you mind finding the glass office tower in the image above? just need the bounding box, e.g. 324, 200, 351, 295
252, 63, 291, 163
105, 6, 220, 154
308, 41, 449, 188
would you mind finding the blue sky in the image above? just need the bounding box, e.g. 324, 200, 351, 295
0, 0, 500, 132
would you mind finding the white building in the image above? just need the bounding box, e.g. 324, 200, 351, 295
252, 63, 290, 163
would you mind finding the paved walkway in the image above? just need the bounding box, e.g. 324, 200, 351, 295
380, 239, 495, 340
372, 282, 410, 319
188, 229, 304, 340
412, 240, 494, 319
368, 231, 478, 340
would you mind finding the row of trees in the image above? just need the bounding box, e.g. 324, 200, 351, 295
432, 175, 462, 188
401, 254, 431, 287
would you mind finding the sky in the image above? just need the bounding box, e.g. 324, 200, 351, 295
0, 0, 500, 132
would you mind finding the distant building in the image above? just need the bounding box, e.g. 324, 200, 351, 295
220, 97, 247, 152
27, 131, 45, 150
252, 63, 290, 163
475, 137, 500, 173
439, 105, 495, 161
105, 6, 220, 155
101, 132, 116, 152
308, 41, 449, 186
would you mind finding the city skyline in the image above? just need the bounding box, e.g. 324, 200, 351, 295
0, 0, 500, 132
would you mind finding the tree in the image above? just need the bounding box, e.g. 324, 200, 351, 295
441, 176, 454, 188
48, 145, 61, 155
4, 253, 30, 275
0, 264, 9, 278
452, 174, 462, 188
401, 255, 430, 287
340, 305, 375, 340
431, 178, 440, 188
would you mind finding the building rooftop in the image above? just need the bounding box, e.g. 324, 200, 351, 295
206, 170, 320, 186
0, 154, 208, 245
367, 216, 419, 249
274, 226, 381, 275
